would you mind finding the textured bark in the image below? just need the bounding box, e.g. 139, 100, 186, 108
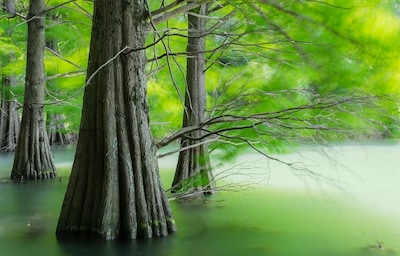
11, 0, 57, 180
172, 4, 215, 195
56, 0, 176, 240
0, 75, 20, 152
0, 0, 19, 153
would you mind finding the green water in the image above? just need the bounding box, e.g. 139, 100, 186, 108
0, 142, 399, 256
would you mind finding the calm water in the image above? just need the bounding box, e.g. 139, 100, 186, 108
0, 142, 399, 256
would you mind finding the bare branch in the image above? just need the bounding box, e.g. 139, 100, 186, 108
46, 70, 85, 80
72, 1, 92, 19
258, 0, 360, 45
45, 0, 76, 13
157, 137, 219, 159
151, 0, 185, 17
151, 1, 209, 26
248, 1, 309, 62
156, 94, 383, 149
45, 47, 85, 70
303, 0, 355, 10
85, 46, 130, 87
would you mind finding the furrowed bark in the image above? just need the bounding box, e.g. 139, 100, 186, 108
11, 0, 57, 180
172, 4, 216, 195
56, 0, 176, 240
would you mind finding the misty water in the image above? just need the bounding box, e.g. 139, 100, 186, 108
0, 142, 399, 256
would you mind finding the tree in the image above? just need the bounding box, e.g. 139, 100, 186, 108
171, 4, 216, 196
2, 0, 16, 17
156, 0, 398, 187
0, 0, 20, 152
47, 113, 74, 145
1, 1, 91, 153
0, 71, 20, 152
11, 0, 57, 180
44, 22, 79, 146
56, 0, 177, 239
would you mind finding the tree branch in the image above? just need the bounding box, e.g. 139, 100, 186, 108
45, 46, 85, 70
46, 70, 85, 80
156, 94, 382, 149
45, 0, 76, 13
151, 0, 209, 26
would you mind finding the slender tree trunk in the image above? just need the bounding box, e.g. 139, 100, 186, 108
11, 0, 57, 180
0, 0, 19, 153
56, 0, 176, 239
47, 113, 72, 145
44, 26, 72, 145
0, 75, 20, 152
2, 0, 16, 17
171, 4, 215, 195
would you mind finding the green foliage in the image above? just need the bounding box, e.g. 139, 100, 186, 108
148, 79, 183, 140
204, 1, 399, 160
146, 7, 189, 140
44, 1, 92, 133
1, 0, 92, 135
1, 8, 27, 76
2, 0, 399, 156
146, 0, 400, 164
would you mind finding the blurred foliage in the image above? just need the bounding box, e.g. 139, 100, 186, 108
1, 0, 399, 159
148, 0, 400, 161
1, 0, 92, 134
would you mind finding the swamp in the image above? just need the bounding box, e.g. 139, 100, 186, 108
0, 142, 399, 256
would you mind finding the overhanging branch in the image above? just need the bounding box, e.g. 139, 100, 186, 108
156, 94, 383, 149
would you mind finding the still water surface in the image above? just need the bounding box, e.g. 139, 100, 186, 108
0, 142, 399, 256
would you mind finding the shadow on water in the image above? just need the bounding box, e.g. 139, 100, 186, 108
0, 142, 400, 256
56, 235, 179, 256
54, 196, 276, 256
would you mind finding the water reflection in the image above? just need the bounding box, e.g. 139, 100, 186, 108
57, 236, 178, 256
0, 142, 399, 256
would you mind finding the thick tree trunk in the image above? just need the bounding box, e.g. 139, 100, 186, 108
171, 4, 216, 195
11, 0, 57, 180
0, 75, 20, 152
56, 0, 176, 239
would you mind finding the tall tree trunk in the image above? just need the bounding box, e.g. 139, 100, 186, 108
171, 4, 215, 195
0, 0, 19, 153
2, 0, 16, 17
0, 75, 20, 152
11, 0, 57, 180
56, 0, 176, 240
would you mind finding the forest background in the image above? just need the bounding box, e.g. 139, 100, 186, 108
1, 0, 400, 192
